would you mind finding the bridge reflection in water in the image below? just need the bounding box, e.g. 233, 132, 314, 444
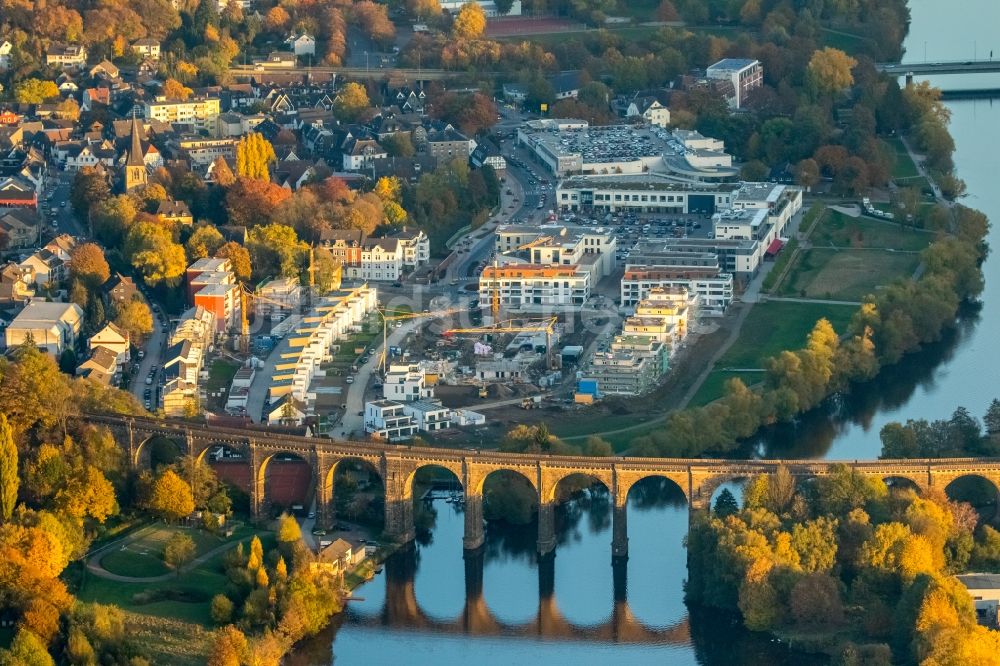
350, 538, 689, 645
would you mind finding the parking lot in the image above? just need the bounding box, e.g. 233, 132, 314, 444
551, 210, 716, 265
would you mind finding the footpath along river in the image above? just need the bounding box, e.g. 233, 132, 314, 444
288, 2, 1000, 663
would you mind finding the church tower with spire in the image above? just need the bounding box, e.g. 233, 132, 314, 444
124, 114, 148, 193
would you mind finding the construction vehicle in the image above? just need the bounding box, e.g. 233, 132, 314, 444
478, 383, 489, 399
375, 307, 464, 374
521, 396, 542, 409
444, 316, 560, 370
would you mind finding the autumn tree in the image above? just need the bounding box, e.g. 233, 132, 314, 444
91, 195, 139, 248
352, 1, 396, 46
0, 415, 18, 523
186, 225, 226, 261
235, 133, 277, 181
70, 168, 110, 220
164, 532, 196, 570
277, 513, 301, 543
14, 79, 59, 104
148, 469, 195, 521
210, 594, 234, 624
163, 78, 194, 101
408, 0, 441, 18
207, 625, 248, 666
114, 299, 154, 342
225, 178, 291, 227
247, 224, 307, 280
264, 6, 290, 32
215, 242, 252, 282
68, 244, 111, 291
124, 222, 187, 287
807, 48, 858, 96
453, 2, 486, 39
333, 82, 370, 122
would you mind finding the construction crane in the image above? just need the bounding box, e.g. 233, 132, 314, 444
481, 258, 502, 324
444, 317, 560, 370
376, 307, 465, 374
238, 285, 302, 354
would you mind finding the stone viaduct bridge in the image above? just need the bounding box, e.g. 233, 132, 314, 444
89, 414, 1000, 559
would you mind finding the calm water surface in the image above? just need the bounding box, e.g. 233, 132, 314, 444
294, 2, 1000, 662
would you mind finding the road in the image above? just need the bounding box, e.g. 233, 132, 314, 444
128, 311, 168, 408
338, 318, 423, 437
246, 333, 289, 423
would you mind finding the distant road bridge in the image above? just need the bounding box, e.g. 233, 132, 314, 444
88, 414, 1000, 561
877, 60, 1000, 76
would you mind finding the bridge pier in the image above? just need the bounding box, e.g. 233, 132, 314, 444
612, 502, 628, 562
537, 501, 556, 556
463, 493, 485, 551
384, 497, 415, 544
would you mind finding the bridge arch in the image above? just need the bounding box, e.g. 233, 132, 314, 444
405, 461, 465, 503
134, 434, 185, 469
320, 456, 385, 529
543, 470, 612, 505
883, 475, 925, 495
619, 473, 688, 506
256, 451, 314, 517
944, 474, 1000, 520
472, 467, 538, 497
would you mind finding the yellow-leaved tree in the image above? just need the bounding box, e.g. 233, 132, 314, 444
235, 133, 277, 181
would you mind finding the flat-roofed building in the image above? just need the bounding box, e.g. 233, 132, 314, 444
706, 58, 763, 109
495, 223, 617, 279
519, 122, 738, 181
146, 96, 221, 135
621, 265, 733, 315
557, 174, 739, 214
479, 264, 590, 308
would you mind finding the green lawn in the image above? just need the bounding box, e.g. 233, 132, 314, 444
204, 359, 240, 410
888, 136, 920, 180
774, 210, 932, 301
98, 525, 231, 578
714, 302, 858, 370
820, 28, 874, 55
778, 249, 920, 302
688, 370, 766, 407
812, 211, 933, 252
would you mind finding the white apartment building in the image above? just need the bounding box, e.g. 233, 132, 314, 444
269, 286, 378, 404
344, 238, 403, 282
496, 224, 617, 280
46, 43, 87, 67
401, 400, 452, 432
479, 264, 590, 308
145, 96, 222, 135
0, 41, 12, 71
365, 400, 418, 441
394, 228, 430, 267
256, 277, 302, 317
706, 58, 763, 109
621, 266, 733, 315
383, 364, 434, 402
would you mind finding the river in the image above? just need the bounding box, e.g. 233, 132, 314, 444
293, 2, 999, 663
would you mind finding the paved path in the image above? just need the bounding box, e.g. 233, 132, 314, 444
764, 296, 863, 306
900, 134, 945, 203
86, 529, 251, 583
